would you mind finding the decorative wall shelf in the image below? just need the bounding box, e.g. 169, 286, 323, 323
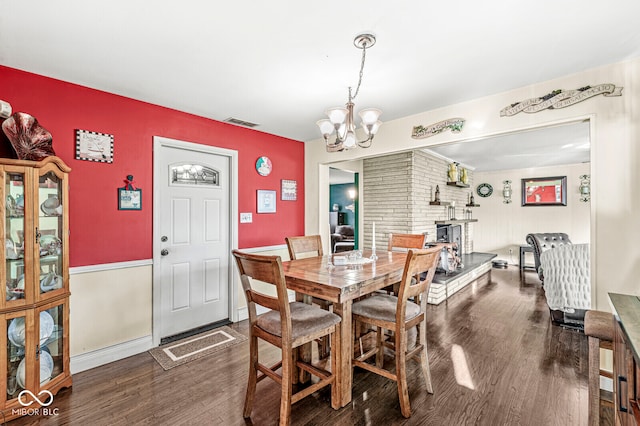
465, 203, 480, 207
434, 219, 478, 224
447, 181, 470, 188
429, 201, 451, 206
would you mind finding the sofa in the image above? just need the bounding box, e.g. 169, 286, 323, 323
331, 225, 355, 253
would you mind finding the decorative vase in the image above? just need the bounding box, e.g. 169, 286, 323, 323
447, 163, 458, 182
460, 168, 468, 184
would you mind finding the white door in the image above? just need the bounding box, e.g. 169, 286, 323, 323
154, 139, 233, 340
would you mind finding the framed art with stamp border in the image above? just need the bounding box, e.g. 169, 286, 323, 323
75, 129, 114, 163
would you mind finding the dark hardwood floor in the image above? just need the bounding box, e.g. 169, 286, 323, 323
7, 266, 607, 425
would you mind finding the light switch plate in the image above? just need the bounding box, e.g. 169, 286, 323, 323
240, 213, 252, 223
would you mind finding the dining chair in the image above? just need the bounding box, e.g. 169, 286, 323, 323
285, 235, 331, 358
232, 250, 340, 425
352, 246, 441, 418
388, 233, 427, 252
385, 233, 427, 295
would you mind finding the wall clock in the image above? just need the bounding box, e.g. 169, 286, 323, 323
255, 156, 272, 176
477, 183, 493, 197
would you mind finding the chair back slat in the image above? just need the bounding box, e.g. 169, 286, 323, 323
232, 250, 291, 328
388, 233, 426, 252
286, 235, 324, 259
397, 247, 441, 306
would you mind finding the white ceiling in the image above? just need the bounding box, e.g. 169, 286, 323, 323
426, 120, 591, 172
1, 1, 639, 146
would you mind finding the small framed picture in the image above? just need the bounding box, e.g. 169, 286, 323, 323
281, 180, 297, 201
76, 129, 114, 163
118, 188, 142, 210
257, 190, 276, 213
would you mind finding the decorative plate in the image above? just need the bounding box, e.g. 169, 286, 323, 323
255, 156, 272, 176
8, 311, 54, 348
17, 350, 53, 389
477, 183, 493, 197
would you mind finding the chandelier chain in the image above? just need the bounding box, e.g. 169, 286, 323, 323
349, 42, 368, 102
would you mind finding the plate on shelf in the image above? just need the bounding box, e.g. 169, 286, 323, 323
8, 311, 55, 348
16, 350, 54, 389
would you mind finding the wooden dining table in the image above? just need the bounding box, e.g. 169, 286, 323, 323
282, 249, 408, 408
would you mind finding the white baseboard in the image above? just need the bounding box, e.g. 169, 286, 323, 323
70, 335, 153, 374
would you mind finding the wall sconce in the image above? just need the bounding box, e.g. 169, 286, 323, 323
502, 180, 512, 204
348, 188, 357, 199
579, 174, 590, 202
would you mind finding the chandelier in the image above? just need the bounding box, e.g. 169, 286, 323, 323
317, 33, 382, 152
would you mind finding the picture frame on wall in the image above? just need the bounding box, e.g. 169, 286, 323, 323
75, 129, 114, 163
118, 188, 142, 210
281, 179, 297, 201
521, 176, 567, 206
257, 190, 276, 213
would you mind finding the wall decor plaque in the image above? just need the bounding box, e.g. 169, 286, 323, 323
411, 118, 465, 139
281, 179, 297, 201
500, 84, 623, 117
75, 129, 114, 163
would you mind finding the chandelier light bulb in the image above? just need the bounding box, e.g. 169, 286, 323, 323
363, 120, 382, 136
344, 131, 356, 148
316, 119, 335, 137
326, 107, 348, 125
359, 108, 381, 125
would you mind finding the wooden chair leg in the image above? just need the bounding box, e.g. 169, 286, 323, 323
418, 323, 433, 394
330, 327, 340, 410
243, 335, 258, 418
588, 336, 600, 426
279, 346, 293, 426
319, 335, 330, 359
376, 327, 384, 367
396, 329, 411, 418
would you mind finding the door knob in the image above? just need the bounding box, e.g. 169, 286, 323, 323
161, 249, 169, 256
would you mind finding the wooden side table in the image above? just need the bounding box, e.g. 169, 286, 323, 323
519, 245, 535, 273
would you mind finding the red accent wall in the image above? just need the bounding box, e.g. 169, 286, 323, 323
0, 66, 305, 267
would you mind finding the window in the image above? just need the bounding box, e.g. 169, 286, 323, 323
170, 163, 219, 186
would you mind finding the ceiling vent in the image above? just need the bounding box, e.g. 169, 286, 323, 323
224, 117, 259, 128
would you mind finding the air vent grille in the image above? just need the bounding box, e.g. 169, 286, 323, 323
224, 117, 259, 128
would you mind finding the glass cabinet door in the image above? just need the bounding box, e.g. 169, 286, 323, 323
5, 312, 30, 401
36, 171, 64, 297
5, 171, 26, 304
38, 302, 64, 386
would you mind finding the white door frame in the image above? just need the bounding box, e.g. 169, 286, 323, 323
152, 136, 239, 347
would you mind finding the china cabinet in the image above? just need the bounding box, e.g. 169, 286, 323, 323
1, 156, 71, 420
610, 293, 640, 426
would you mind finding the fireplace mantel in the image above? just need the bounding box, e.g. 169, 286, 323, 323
434, 219, 478, 224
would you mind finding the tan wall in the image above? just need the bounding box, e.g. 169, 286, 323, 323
473, 163, 591, 261
69, 265, 152, 356
307, 57, 640, 310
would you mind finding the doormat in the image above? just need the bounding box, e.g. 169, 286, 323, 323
149, 326, 247, 370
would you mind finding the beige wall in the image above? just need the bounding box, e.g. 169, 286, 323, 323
70, 265, 152, 356
306, 57, 640, 310
473, 163, 591, 258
